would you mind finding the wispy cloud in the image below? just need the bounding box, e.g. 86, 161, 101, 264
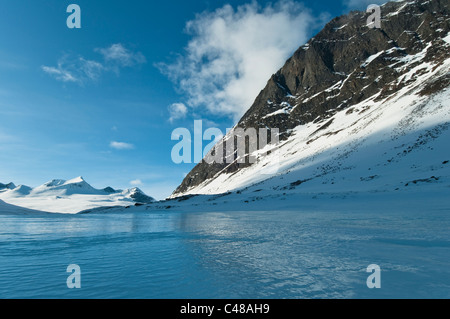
41, 63, 79, 83
42, 44, 145, 84
79, 58, 104, 81
168, 102, 188, 123
158, 1, 323, 120
343, 0, 387, 10
96, 44, 146, 67
41, 55, 105, 84
130, 179, 143, 186
110, 141, 134, 150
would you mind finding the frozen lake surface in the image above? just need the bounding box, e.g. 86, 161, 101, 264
0, 209, 449, 298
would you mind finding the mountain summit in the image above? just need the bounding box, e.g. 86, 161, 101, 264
33, 176, 98, 195
172, 0, 450, 197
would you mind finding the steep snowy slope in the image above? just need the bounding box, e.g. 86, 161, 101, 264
172, 0, 450, 198
177, 72, 450, 197
0, 177, 154, 214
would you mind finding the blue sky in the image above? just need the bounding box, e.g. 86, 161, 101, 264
0, 0, 385, 199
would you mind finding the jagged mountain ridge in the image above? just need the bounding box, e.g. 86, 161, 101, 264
0, 182, 16, 191
173, 0, 450, 196
1, 176, 152, 199
0, 176, 154, 214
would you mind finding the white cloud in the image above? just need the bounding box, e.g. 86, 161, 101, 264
96, 43, 146, 67
42, 55, 104, 84
158, 1, 320, 120
79, 58, 104, 81
343, 0, 387, 10
130, 179, 143, 186
42, 44, 145, 84
110, 141, 134, 150
168, 102, 188, 123
41, 64, 78, 83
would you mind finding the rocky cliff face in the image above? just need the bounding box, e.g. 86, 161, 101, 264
173, 0, 450, 197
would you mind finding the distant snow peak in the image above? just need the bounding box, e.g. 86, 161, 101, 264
0, 177, 155, 214
65, 176, 85, 184
12, 185, 32, 196
103, 186, 117, 194
44, 179, 66, 187
0, 182, 16, 190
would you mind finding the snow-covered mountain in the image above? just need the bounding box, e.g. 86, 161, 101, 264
171, 0, 450, 200
0, 177, 154, 214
